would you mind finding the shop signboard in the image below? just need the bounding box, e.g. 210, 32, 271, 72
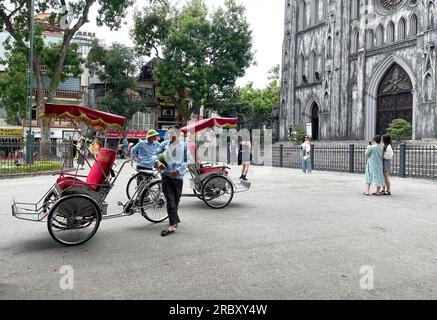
0, 127, 23, 138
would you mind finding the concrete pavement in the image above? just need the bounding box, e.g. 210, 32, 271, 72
1, 163, 437, 299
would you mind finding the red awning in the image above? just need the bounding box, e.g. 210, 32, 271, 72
41, 103, 126, 129
181, 118, 237, 135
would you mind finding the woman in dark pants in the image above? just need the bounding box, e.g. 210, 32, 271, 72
155, 127, 188, 236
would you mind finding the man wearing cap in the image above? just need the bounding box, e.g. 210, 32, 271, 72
131, 129, 161, 171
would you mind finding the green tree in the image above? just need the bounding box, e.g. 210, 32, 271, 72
0, 0, 155, 145
204, 86, 251, 118
386, 118, 413, 141
133, 0, 254, 122
210, 65, 280, 129
0, 51, 28, 124
0, 37, 84, 126
289, 125, 305, 144
86, 41, 144, 119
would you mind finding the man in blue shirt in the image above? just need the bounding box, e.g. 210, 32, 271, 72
155, 126, 188, 236
131, 129, 161, 170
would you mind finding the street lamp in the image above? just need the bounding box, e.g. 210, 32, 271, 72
26, 0, 35, 164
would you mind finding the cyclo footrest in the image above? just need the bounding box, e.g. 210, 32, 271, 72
12, 203, 48, 222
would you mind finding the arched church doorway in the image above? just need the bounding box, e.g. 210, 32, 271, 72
376, 63, 413, 135
311, 102, 319, 140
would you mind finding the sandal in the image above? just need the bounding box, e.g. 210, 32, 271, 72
363, 192, 370, 196
386, 192, 391, 196
380, 191, 387, 195
372, 192, 381, 196
161, 228, 176, 237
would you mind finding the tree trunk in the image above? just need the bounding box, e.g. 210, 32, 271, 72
176, 88, 191, 125
43, 0, 96, 143
34, 53, 51, 156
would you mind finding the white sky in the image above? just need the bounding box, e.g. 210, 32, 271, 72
86, 0, 284, 88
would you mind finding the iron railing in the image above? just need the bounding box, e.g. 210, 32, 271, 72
0, 141, 74, 177
272, 144, 437, 180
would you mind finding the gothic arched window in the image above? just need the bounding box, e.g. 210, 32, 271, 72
424, 73, 433, 101
323, 92, 330, 111
351, 0, 360, 19
366, 29, 374, 49
313, 0, 320, 25
398, 18, 406, 40
297, 54, 305, 84
297, 0, 306, 31
323, 0, 328, 20
427, 2, 435, 29
296, 99, 302, 123
387, 21, 395, 43
320, 48, 325, 77
351, 29, 359, 53
376, 24, 385, 46
327, 36, 333, 58
309, 50, 318, 82
410, 14, 418, 36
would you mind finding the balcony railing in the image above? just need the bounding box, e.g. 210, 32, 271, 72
32, 89, 82, 99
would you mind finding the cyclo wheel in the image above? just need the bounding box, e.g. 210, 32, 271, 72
201, 175, 234, 209
126, 172, 152, 199
47, 194, 101, 246
139, 180, 168, 223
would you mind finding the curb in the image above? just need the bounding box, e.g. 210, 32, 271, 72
0, 168, 75, 180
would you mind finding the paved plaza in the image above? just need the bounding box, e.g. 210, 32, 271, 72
1, 164, 437, 299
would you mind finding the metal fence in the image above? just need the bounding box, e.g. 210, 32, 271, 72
272, 144, 437, 180
0, 141, 74, 177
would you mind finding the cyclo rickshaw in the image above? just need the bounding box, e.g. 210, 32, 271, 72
12, 103, 167, 246
125, 117, 251, 210
12, 104, 251, 246
181, 117, 251, 209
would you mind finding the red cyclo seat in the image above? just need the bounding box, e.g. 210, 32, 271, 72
57, 148, 116, 191
198, 164, 228, 175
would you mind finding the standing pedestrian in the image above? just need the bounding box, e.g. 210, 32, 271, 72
92, 139, 101, 156
77, 138, 87, 170
155, 126, 188, 237
363, 135, 385, 196
301, 136, 312, 174
122, 138, 129, 158
381, 134, 393, 196
238, 135, 252, 180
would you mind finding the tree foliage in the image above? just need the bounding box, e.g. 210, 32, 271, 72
386, 118, 413, 141
86, 41, 145, 118
0, 36, 83, 125
133, 0, 254, 120
0, 51, 28, 125
0, 0, 151, 144
42, 42, 84, 81
289, 125, 306, 144
208, 65, 281, 129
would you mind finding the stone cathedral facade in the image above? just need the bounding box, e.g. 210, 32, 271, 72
280, 0, 437, 141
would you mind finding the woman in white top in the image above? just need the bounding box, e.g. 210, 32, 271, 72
238, 135, 252, 180
301, 136, 312, 174
381, 134, 394, 195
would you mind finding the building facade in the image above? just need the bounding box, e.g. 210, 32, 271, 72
280, 0, 437, 141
